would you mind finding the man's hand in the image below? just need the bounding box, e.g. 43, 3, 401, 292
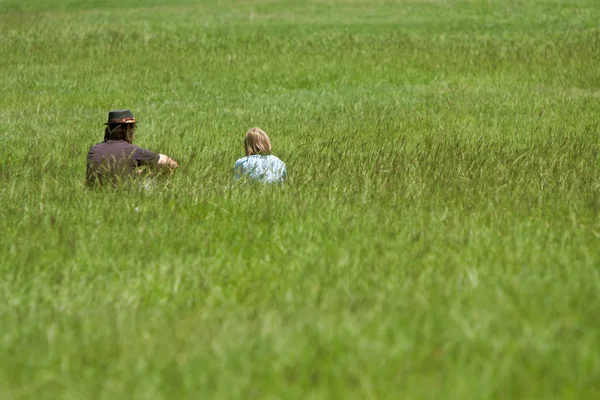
158, 154, 179, 169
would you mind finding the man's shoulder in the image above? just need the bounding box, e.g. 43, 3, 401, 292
94, 140, 151, 152
90, 140, 132, 149
88, 141, 156, 159
88, 141, 112, 156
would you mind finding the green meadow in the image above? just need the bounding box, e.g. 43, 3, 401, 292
1, 0, 599, 398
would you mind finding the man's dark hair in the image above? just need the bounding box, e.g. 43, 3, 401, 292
104, 124, 136, 143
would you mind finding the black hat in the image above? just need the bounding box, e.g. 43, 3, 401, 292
105, 109, 136, 125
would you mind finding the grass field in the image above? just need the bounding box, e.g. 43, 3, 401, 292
1, 0, 599, 398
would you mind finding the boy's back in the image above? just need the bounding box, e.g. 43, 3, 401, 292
234, 154, 286, 183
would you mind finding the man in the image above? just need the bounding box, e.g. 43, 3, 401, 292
86, 109, 179, 186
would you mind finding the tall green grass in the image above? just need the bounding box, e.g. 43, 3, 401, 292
1, 0, 599, 398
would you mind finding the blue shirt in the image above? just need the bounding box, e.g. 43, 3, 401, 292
234, 155, 286, 183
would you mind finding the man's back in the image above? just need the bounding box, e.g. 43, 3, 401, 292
86, 140, 159, 186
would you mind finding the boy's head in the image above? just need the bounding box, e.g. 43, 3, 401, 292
244, 127, 272, 156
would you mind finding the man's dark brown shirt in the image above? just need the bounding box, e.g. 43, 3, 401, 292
86, 140, 159, 185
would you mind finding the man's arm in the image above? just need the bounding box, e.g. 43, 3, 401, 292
158, 154, 179, 169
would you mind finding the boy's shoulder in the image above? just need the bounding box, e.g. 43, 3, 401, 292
234, 156, 249, 166
266, 155, 285, 166
235, 155, 285, 167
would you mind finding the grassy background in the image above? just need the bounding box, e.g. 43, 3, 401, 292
1, 0, 599, 398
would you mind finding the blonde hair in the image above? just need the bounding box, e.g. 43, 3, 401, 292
244, 127, 272, 156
